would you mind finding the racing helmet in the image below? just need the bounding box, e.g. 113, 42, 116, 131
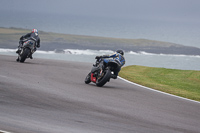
116, 49, 124, 55
32, 29, 38, 34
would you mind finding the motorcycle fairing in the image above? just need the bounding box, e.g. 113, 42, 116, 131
91, 73, 96, 83
23, 40, 35, 49
91, 66, 99, 73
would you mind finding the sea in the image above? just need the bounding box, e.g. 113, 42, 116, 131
1, 48, 200, 71
0, 11, 200, 71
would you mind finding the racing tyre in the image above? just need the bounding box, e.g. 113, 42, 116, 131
85, 72, 91, 84
20, 48, 30, 63
96, 69, 111, 87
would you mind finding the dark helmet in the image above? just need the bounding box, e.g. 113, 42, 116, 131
116, 49, 124, 55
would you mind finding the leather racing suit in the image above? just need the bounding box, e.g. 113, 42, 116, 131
96, 52, 125, 79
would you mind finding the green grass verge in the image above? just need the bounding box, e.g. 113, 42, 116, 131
119, 65, 200, 102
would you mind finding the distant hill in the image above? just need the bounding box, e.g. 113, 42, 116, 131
1, 27, 200, 55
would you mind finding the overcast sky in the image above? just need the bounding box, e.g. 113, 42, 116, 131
1, 0, 200, 22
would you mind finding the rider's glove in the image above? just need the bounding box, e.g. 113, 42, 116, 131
95, 56, 102, 59
19, 40, 23, 44
20, 36, 25, 41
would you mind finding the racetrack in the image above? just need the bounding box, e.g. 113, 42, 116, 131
0, 55, 200, 133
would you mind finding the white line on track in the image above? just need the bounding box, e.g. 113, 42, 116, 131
0, 130, 12, 133
118, 76, 200, 104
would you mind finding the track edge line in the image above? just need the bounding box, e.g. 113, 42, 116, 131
0, 130, 12, 133
118, 76, 200, 104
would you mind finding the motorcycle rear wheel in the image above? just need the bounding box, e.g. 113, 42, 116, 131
96, 69, 111, 87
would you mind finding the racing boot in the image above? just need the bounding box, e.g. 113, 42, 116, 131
30, 48, 36, 59
16, 49, 19, 53
16, 57, 19, 62
16, 48, 21, 53
111, 74, 117, 79
29, 54, 33, 59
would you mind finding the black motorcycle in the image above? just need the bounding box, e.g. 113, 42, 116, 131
16, 37, 36, 63
85, 58, 120, 87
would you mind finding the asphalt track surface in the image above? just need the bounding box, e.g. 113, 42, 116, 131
0, 55, 200, 133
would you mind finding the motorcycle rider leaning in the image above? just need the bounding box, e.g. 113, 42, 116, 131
16, 29, 40, 60
95, 49, 125, 79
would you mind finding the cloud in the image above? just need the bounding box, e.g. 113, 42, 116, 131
0, 0, 200, 21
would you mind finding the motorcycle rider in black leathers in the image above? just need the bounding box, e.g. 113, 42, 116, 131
95, 49, 125, 79
16, 29, 40, 60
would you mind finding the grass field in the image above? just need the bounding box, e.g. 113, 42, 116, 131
119, 65, 200, 102
0, 27, 182, 47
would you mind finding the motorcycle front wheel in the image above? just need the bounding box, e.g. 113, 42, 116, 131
20, 48, 30, 63
85, 72, 91, 84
